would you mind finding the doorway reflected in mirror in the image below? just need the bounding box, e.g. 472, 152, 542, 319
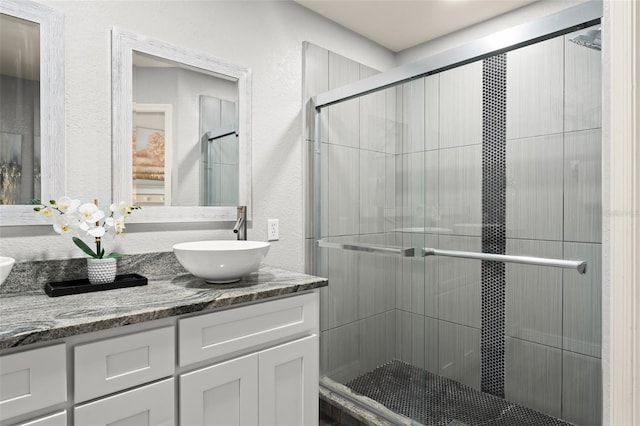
199, 95, 238, 207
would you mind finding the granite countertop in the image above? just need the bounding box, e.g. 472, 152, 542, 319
0, 264, 328, 350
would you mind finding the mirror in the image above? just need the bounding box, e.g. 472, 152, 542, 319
112, 28, 252, 223
0, 0, 64, 226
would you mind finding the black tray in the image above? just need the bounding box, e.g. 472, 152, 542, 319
45, 273, 148, 297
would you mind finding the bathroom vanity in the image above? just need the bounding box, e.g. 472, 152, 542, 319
0, 265, 327, 426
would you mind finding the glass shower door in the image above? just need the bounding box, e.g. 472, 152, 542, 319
315, 22, 602, 426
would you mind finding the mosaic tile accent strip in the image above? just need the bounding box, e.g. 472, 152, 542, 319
346, 360, 573, 426
481, 54, 507, 397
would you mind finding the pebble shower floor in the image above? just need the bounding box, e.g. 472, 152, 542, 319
345, 360, 574, 426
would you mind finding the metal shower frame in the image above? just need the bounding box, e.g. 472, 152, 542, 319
310, 0, 603, 421
311, 0, 602, 273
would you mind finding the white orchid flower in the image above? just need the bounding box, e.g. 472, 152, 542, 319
53, 214, 80, 235
87, 226, 106, 238
106, 216, 126, 236
78, 203, 105, 224
56, 196, 81, 214
111, 201, 133, 217
33, 198, 139, 259
37, 206, 54, 219
79, 221, 105, 236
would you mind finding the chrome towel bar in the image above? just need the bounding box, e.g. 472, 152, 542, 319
317, 240, 415, 257
421, 248, 587, 274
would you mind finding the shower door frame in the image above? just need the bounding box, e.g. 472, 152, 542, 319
311, 0, 604, 422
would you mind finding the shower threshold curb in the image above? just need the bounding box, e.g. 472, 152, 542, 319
320, 377, 421, 426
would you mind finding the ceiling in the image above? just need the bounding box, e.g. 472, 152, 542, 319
0, 0, 538, 82
294, 0, 539, 52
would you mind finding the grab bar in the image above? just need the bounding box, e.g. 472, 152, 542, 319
318, 240, 415, 257
421, 248, 586, 274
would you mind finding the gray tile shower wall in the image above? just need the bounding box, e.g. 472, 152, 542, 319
304, 22, 602, 425
564, 129, 602, 243
304, 43, 400, 384
506, 134, 564, 241
439, 62, 483, 149
505, 336, 563, 417
504, 24, 602, 426
506, 37, 564, 139
505, 239, 563, 348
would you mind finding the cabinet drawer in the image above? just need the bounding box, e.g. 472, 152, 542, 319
13, 411, 67, 426
74, 378, 174, 426
0, 344, 66, 421
179, 292, 318, 366
74, 326, 175, 403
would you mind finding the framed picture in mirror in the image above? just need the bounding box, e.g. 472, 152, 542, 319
132, 104, 172, 206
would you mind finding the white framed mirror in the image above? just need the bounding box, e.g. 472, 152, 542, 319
0, 0, 64, 226
111, 28, 252, 223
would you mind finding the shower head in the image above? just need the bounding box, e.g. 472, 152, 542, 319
569, 28, 601, 51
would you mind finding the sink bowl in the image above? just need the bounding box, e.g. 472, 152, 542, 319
173, 240, 270, 283
0, 256, 15, 286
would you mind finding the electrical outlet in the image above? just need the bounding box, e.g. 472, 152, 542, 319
267, 219, 279, 241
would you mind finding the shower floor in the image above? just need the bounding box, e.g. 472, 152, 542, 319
344, 360, 573, 426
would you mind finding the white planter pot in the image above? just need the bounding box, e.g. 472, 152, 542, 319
87, 258, 117, 284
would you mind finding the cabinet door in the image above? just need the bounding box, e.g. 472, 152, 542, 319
74, 378, 174, 426
258, 335, 319, 426
180, 353, 258, 426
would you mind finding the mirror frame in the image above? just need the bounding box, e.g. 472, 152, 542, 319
0, 0, 65, 226
111, 27, 252, 223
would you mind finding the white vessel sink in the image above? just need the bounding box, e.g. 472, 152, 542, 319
173, 240, 270, 283
0, 256, 15, 286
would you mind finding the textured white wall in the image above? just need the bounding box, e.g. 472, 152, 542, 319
0, 0, 395, 272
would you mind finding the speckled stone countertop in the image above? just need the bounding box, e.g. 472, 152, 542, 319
0, 254, 327, 350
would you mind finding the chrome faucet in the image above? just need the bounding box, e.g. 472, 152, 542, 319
233, 206, 247, 240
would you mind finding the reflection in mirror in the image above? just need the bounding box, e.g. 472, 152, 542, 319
133, 103, 172, 206
0, 14, 40, 205
132, 52, 239, 207
112, 28, 252, 223
200, 95, 238, 206
0, 0, 64, 226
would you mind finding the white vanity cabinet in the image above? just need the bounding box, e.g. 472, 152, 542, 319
0, 290, 320, 426
178, 292, 319, 426
0, 344, 66, 424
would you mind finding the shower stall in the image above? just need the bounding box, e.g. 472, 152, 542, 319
305, 2, 602, 426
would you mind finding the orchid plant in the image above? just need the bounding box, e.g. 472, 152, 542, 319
33, 197, 140, 259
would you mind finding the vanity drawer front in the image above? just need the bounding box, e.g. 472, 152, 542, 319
74, 326, 175, 403
74, 378, 174, 426
0, 344, 66, 422
179, 292, 318, 366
